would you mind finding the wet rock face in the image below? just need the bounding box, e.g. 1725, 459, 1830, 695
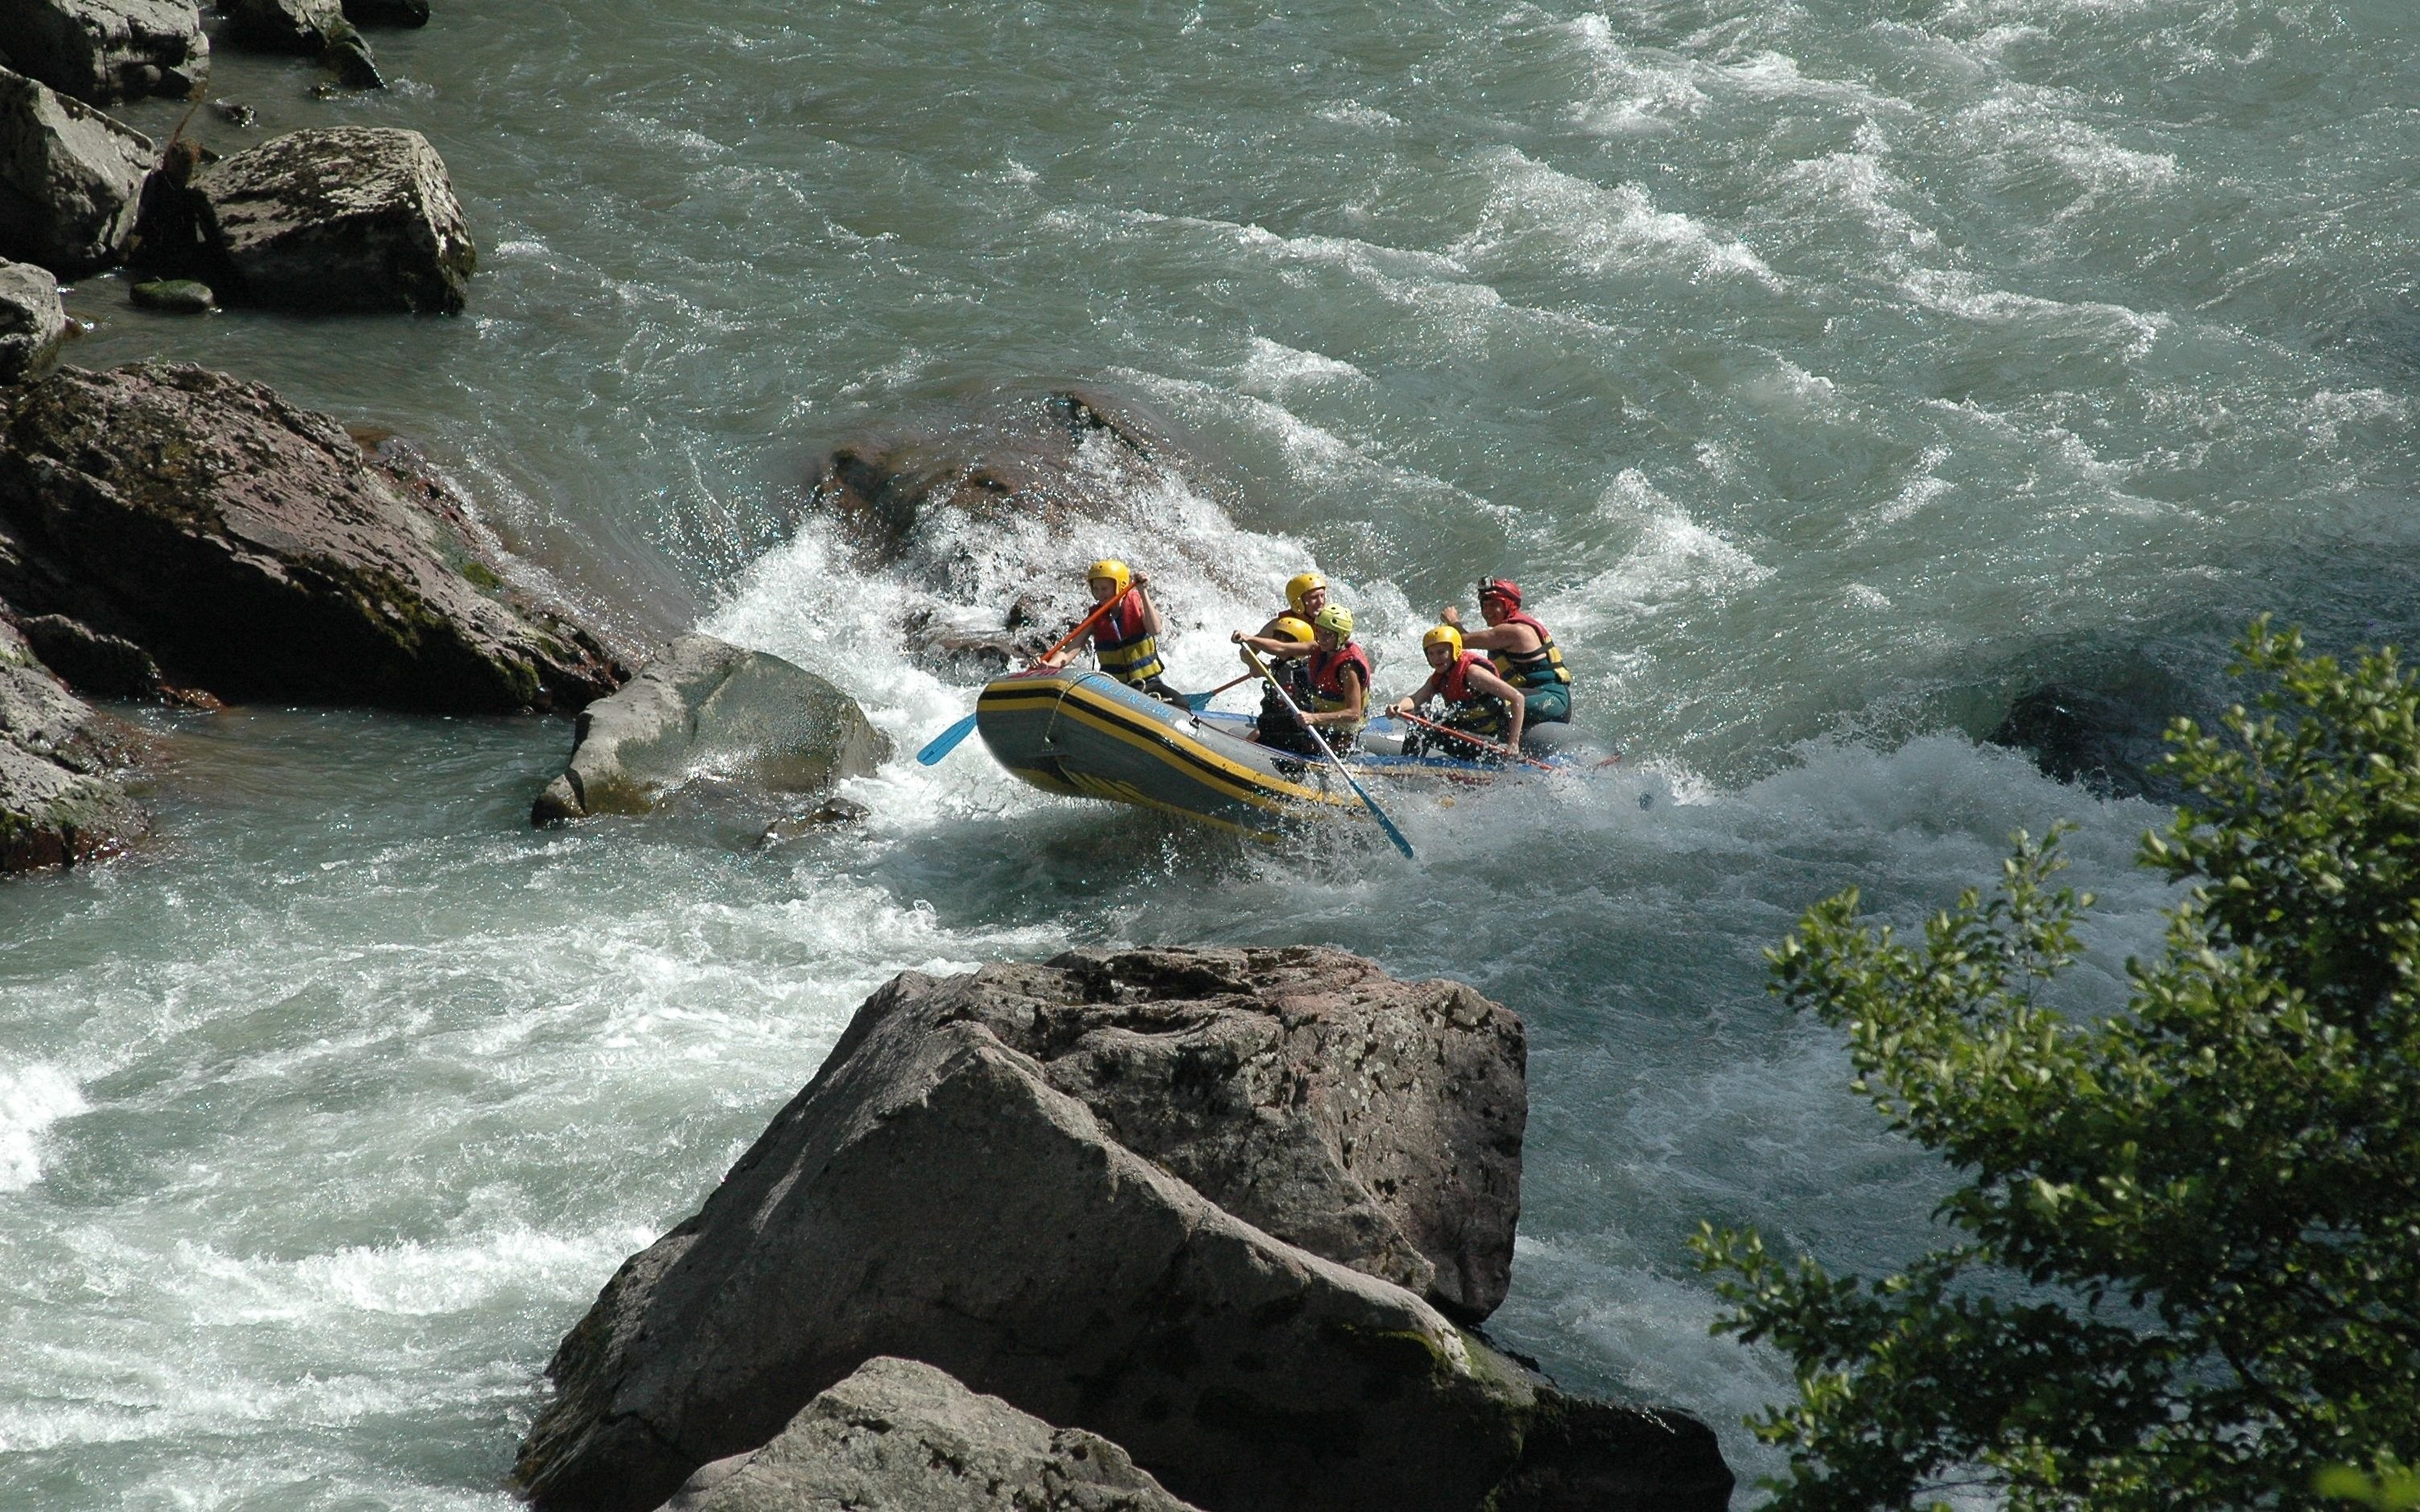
654, 1356, 1204, 1512
180, 126, 473, 313
532, 633, 891, 825
0, 616, 143, 872
516, 947, 1730, 1512
1988, 678, 2188, 803
215, 0, 338, 50
0, 257, 68, 384
0, 0, 208, 104
0, 361, 624, 711
0, 64, 154, 277
1003, 947, 1527, 1321
338, 0, 423, 27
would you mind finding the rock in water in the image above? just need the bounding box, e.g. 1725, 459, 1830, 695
1000, 946, 1525, 1321
0, 361, 624, 710
128, 275, 209, 310
338, 0, 422, 27
531, 633, 891, 824
316, 14, 380, 88
215, 0, 338, 50
0, 617, 144, 872
0, 0, 208, 104
516, 948, 1733, 1512
0, 64, 154, 277
0, 257, 68, 383
654, 1357, 1203, 1512
187, 127, 472, 313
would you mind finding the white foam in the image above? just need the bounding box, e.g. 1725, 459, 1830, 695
0, 1065, 85, 1193
1459, 147, 1781, 290
1557, 470, 1774, 627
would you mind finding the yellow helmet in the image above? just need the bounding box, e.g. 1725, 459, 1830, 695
1272, 614, 1316, 643
1422, 624, 1463, 659
1312, 604, 1353, 639
1285, 572, 1327, 614
1087, 559, 1132, 596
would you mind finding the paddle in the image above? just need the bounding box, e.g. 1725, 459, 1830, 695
1239, 645, 1415, 861
915, 595, 1122, 766
1391, 709, 1558, 771
1183, 672, 1253, 711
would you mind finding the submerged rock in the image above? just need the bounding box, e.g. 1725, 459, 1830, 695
0, 0, 207, 103
531, 633, 890, 825
0, 616, 143, 872
138, 126, 472, 312
1987, 673, 2190, 803
0, 257, 68, 383
0, 64, 154, 277
516, 947, 1731, 1512
0, 361, 624, 710
654, 1356, 1203, 1512
128, 275, 208, 310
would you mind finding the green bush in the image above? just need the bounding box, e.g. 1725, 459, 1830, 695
1694, 620, 2420, 1510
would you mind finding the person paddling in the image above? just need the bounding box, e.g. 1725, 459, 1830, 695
1440, 577, 1570, 728
1388, 624, 1526, 761
1044, 559, 1182, 704
1233, 604, 1369, 752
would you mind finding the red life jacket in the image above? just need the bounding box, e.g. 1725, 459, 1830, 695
1437, 652, 1511, 738
1438, 651, 1491, 705
1307, 643, 1371, 716
1093, 589, 1165, 684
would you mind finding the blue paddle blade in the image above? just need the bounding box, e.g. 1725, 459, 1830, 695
915, 713, 979, 766
1339, 767, 1417, 860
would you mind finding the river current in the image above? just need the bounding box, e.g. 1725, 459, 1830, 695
6, 1, 2417, 1505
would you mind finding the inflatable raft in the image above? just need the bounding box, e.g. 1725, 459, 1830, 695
973, 668, 1549, 838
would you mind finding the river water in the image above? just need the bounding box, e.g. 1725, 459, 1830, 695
6, 1, 2417, 1505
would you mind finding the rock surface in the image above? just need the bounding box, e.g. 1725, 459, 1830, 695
216, 0, 337, 50
146, 126, 473, 312
531, 633, 891, 824
0, 257, 67, 383
340, 0, 423, 25
516, 947, 1732, 1512
0, 615, 142, 871
0, 361, 624, 710
0, 0, 207, 103
655, 1356, 1202, 1512
0, 64, 153, 276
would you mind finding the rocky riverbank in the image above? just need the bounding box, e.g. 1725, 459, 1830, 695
517, 947, 1735, 1512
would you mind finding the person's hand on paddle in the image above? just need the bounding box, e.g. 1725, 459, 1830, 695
1439, 605, 1463, 627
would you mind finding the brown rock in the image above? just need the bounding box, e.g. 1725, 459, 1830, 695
0, 615, 142, 872
0, 361, 624, 710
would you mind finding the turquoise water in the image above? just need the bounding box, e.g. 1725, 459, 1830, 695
9, 0, 2418, 1503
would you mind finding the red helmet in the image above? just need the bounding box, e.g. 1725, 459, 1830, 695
1479, 577, 1522, 606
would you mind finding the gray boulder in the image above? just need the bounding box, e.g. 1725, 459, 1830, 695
996, 946, 1525, 1321
0, 64, 152, 276
0, 257, 67, 383
215, 0, 334, 49
0, 361, 625, 710
656, 1356, 1202, 1512
0, 615, 143, 871
531, 633, 891, 824
0, 0, 207, 104
178, 126, 471, 312
516, 948, 1734, 1512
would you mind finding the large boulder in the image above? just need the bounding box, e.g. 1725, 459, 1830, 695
991, 946, 1525, 1321
531, 633, 891, 824
340, 0, 423, 26
215, 0, 330, 49
0, 0, 208, 104
0, 257, 68, 384
0, 615, 143, 871
515, 947, 1732, 1512
149, 126, 471, 313
0, 361, 624, 710
655, 1356, 1203, 1512
0, 64, 152, 276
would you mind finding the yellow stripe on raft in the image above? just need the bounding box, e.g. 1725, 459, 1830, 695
1047, 683, 1360, 815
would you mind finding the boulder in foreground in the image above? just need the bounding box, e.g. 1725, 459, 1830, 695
0, 0, 208, 104
0, 64, 153, 277
0, 616, 143, 871
517, 947, 1732, 1512
148, 126, 473, 313
655, 1356, 1203, 1512
0, 257, 69, 384
532, 633, 891, 824
0, 361, 623, 710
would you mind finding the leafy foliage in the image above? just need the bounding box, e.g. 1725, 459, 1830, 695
1694, 620, 2420, 1510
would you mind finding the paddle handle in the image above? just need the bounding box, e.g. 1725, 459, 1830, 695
1185, 672, 1253, 710
1393, 709, 1556, 771
1036, 594, 1122, 668
1241, 646, 1415, 860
